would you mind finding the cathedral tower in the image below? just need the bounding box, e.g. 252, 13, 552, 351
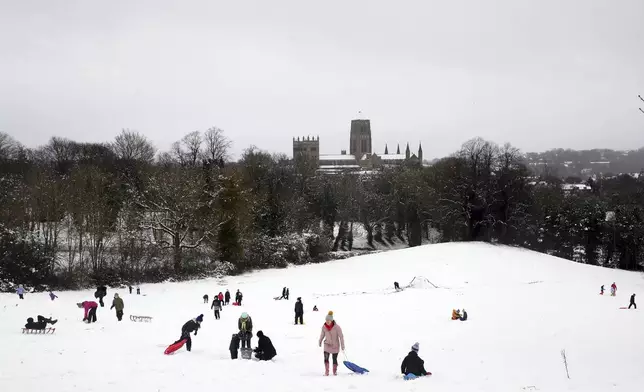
349, 119, 372, 158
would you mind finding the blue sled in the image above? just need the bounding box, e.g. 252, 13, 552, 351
343, 360, 369, 374
404, 373, 418, 380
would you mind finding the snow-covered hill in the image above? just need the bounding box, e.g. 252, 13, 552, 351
1, 243, 643, 392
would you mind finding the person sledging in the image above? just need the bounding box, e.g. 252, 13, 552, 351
173, 314, 203, 352
401, 342, 430, 377
318, 311, 345, 376
25, 315, 57, 330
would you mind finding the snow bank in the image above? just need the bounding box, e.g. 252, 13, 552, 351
1, 242, 643, 392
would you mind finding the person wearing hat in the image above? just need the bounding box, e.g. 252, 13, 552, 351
238, 312, 253, 349
110, 293, 125, 321
173, 314, 203, 352
401, 342, 429, 377
319, 311, 345, 376
294, 297, 304, 325
629, 293, 637, 309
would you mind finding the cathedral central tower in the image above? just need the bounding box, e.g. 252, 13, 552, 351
349, 119, 372, 158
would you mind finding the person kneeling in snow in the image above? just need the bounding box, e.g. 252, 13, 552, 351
254, 330, 277, 360
174, 314, 203, 352
401, 342, 429, 377
25, 315, 57, 330
451, 309, 461, 320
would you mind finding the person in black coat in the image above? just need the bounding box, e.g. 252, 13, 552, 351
225, 290, 231, 305
235, 290, 243, 305
285, 288, 290, 300
401, 342, 428, 377
254, 330, 277, 360
629, 294, 637, 309
294, 297, 304, 325
281, 287, 287, 300
25, 315, 57, 330
230, 333, 240, 359
174, 315, 203, 352
211, 297, 222, 319
95, 286, 107, 307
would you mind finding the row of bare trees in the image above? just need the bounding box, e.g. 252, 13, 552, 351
1, 130, 643, 290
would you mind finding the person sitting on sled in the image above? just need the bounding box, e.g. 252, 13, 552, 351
25, 315, 57, 330
451, 309, 461, 320
401, 342, 429, 377
254, 330, 277, 361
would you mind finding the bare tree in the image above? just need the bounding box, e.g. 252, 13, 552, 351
182, 131, 202, 167
112, 129, 156, 162
0, 132, 21, 159
202, 127, 232, 162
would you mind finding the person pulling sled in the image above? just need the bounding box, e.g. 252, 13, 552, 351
173, 314, 203, 352
629, 294, 637, 309
319, 311, 345, 376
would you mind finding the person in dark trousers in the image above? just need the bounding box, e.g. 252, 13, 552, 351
230, 333, 240, 359
203, 294, 209, 304
394, 282, 401, 291
600, 285, 605, 295
286, 288, 290, 300
254, 330, 277, 360
95, 286, 107, 307
174, 314, 203, 352
225, 290, 231, 305
16, 285, 25, 299
236, 290, 243, 306
110, 293, 125, 321
136, 286, 140, 295
49, 291, 58, 301
281, 287, 287, 300
211, 296, 222, 319
460, 309, 468, 321
128, 285, 133, 294
78, 301, 98, 323
401, 342, 429, 377
238, 312, 253, 348
218, 292, 224, 304
25, 316, 57, 330
629, 294, 637, 309
294, 297, 304, 325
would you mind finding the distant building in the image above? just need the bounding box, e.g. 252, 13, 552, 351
292, 118, 422, 173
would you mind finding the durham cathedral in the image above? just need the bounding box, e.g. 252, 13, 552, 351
292, 118, 423, 173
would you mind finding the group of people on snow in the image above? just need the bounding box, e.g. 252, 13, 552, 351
600, 282, 637, 309
451, 308, 468, 321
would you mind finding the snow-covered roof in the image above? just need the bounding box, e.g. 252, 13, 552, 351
319, 154, 356, 161
319, 165, 361, 169
590, 161, 610, 164
562, 184, 591, 190
381, 154, 407, 161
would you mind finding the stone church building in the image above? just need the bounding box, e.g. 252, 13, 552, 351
292, 118, 423, 173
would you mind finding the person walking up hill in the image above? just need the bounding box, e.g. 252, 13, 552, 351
318, 311, 345, 376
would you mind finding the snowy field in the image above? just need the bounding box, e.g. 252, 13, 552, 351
1, 243, 643, 392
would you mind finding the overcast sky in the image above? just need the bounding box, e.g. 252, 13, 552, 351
1, 0, 643, 160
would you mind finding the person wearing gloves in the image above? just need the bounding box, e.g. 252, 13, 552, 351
174, 314, 203, 352
318, 311, 345, 376
238, 312, 253, 348
254, 330, 277, 360
77, 301, 98, 323
110, 293, 125, 321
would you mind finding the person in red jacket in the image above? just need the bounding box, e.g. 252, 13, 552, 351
77, 301, 98, 323
611, 282, 617, 296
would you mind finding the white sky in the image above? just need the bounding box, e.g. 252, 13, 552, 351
1, 0, 643, 160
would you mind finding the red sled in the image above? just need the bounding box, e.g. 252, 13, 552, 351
164, 339, 187, 355
232, 302, 240, 306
